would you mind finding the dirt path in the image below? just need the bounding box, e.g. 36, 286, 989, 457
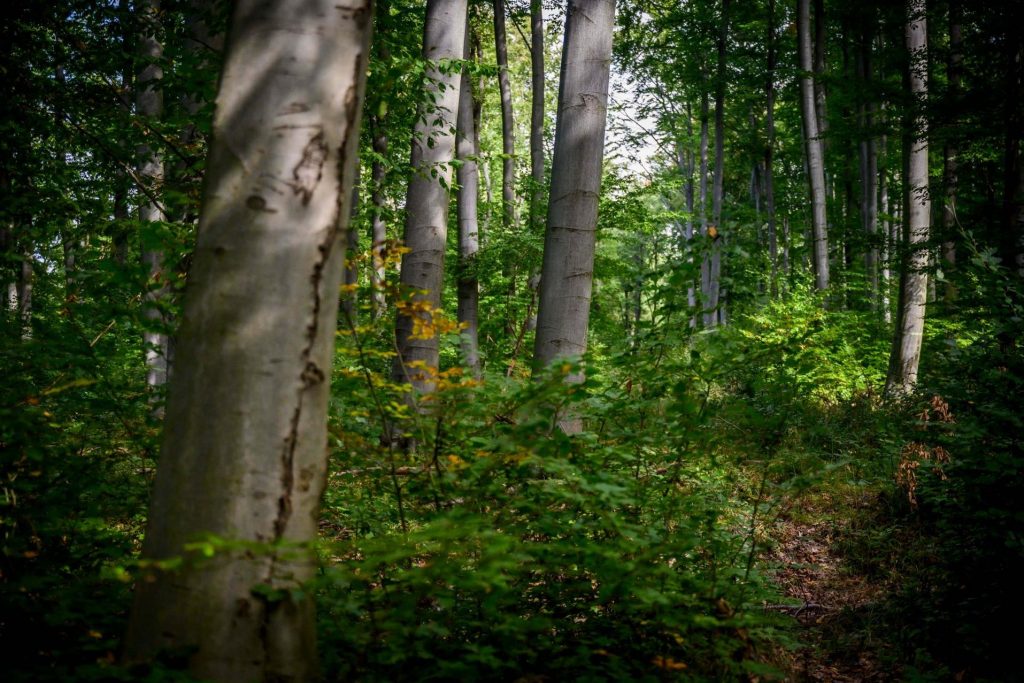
766, 495, 896, 682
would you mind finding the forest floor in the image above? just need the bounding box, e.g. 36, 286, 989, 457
766, 487, 899, 682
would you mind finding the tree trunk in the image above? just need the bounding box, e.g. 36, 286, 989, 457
342, 165, 361, 324
886, 0, 930, 396
530, 0, 545, 234
698, 90, 710, 319
457, 16, 481, 376
136, 0, 170, 392
798, 0, 830, 291
532, 0, 615, 397
370, 122, 388, 319
880, 139, 892, 324
494, 0, 517, 233
706, 0, 729, 327
392, 0, 467, 395
121, 0, 371, 679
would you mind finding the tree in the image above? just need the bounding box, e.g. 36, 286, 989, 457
122, 1, 372, 678
533, 0, 616, 397
135, 0, 170, 391
457, 15, 481, 375
392, 0, 467, 395
798, 0, 830, 291
886, 0, 930, 395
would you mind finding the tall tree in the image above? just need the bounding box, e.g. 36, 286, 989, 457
886, 0, 930, 395
798, 0, 830, 290
940, 0, 961, 303
456, 16, 481, 375
533, 0, 616, 400
705, 0, 729, 326
392, 0, 468, 395
121, 0, 372, 678
493, 0, 517, 233
136, 0, 170, 390
765, 0, 780, 298
529, 0, 545, 234
857, 23, 879, 307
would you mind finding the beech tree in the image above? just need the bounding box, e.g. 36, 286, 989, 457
392, 0, 467, 395
798, 0, 830, 291
122, 1, 371, 678
456, 15, 481, 375
886, 0, 930, 395
533, 0, 616, 391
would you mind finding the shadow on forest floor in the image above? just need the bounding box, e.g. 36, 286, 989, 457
767, 490, 899, 682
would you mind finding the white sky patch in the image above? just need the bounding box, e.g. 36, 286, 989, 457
606, 65, 662, 183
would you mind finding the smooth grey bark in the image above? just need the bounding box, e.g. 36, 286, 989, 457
886, 0, 930, 396
704, 0, 728, 327
136, 0, 170, 391
122, 1, 372, 679
813, 0, 830, 139
529, 0, 545, 233
456, 17, 481, 376
532, 0, 615, 388
798, 0, 830, 290
392, 0, 467, 395
941, 0, 961, 303
493, 0, 517, 233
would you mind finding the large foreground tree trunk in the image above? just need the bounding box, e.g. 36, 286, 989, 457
886, 0, 930, 396
122, 1, 371, 679
392, 0, 467, 395
798, 0, 830, 291
532, 0, 616, 393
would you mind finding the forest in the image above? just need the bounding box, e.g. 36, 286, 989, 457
1, 0, 1022, 680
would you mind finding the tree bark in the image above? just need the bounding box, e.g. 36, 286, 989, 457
494, 0, 517, 233
798, 0, 830, 291
529, 0, 545, 234
392, 0, 467, 395
457, 16, 481, 376
532, 0, 615, 395
121, 1, 371, 679
136, 0, 170, 392
886, 0, 930, 396
705, 0, 729, 327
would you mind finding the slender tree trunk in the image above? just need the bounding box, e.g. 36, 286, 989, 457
494, 0, 517, 234
798, 0, 830, 291
887, 0, 930, 396
765, 0, 779, 298
880, 141, 893, 323
532, 0, 616, 411
530, 0, 545, 234
392, 0, 467, 395
941, 0, 961, 302
370, 122, 388, 319
136, 0, 169, 392
457, 17, 481, 376
122, 0, 371, 678
813, 0, 830, 139
706, 0, 729, 327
